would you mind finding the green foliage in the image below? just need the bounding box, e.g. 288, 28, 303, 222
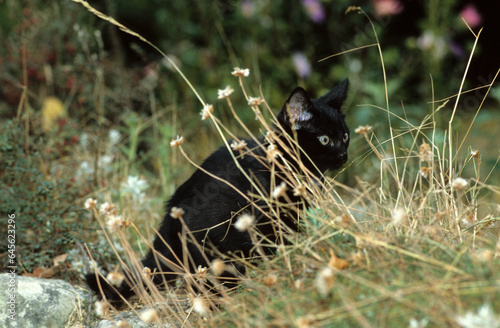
0, 119, 86, 272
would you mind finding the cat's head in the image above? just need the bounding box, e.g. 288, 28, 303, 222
276, 79, 350, 174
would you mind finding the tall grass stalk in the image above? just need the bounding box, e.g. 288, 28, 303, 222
75, 3, 499, 327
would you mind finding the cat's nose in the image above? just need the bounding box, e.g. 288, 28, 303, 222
339, 152, 348, 163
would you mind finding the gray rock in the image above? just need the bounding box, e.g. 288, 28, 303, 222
95, 311, 154, 328
0, 273, 87, 328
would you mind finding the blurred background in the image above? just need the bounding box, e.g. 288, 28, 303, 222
0, 0, 499, 273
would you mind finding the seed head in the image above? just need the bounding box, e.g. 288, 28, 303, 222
272, 181, 288, 199
193, 297, 210, 317
262, 273, 278, 287
451, 177, 469, 191
391, 207, 407, 227
170, 135, 184, 147
234, 213, 255, 232
248, 97, 263, 106
142, 267, 152, 280
231, 67, 250, 77
106, 214, 127, 232
196, 265, 209, 281
293, 184, 306, 197
200, 104, 214, 120
99, 202, 118, 217
231, 139, 247, 152
218, 86, 234, 99
315, 267, 335, 297
139, 308, 160, 324
266, 143, 281, 162
84, 198, 97, 210
94, 300, 110, 317
170, 206, 185, 219
419, 167, 432, 178
419, 141, 433, 162
211, 259, 226, 276
106, 271, 124, 287
354, 125, 372, 134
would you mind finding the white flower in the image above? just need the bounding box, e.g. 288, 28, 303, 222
193, 297, 210, 316
211, 259, 226, 276
80, 133, 89, 149
106, 215, 129, 232
419, 141, 433, 162
391, 207, 407, 227
293, 184, 306, 197
455, 303, 500, 328
409, 317, 429, 328
170, 135, 184, 147
196, 265, 209, 281
94, 300, 110, 317
231, 67, 250, 77
170, 207, 185, 219
106, 272, 124, 287
121, 176, 149, 202
234, 213, 255, 232
200, 104, 214, 120
315, 267, 334, 297
231, 139, 247, 152
79, 161, 94, 175
109, 129, 121, 145
266, 143, 281, 162
84, 198, 97, 210
99, 202, 118, 216
248, 97, 263, 106
217, 86, 234, 99
139, 308, 160, 324
354, 125, 372, 134
452, 177, 469, 191
272, 182, 288, 199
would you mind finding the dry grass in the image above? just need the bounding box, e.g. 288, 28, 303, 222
72, 2, 500, 327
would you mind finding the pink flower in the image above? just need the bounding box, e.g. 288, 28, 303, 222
241, 1, 255, 18
460, 3, 482, 28
292, 53, 311, 79
372, 0, 403, 17
301, 0, 325, 24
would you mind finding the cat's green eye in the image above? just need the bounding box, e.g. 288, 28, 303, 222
318, 135, 330, 145
343, 133, 349, 143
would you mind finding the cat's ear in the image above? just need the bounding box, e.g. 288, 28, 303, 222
277, 87, 314, 130
319, 78, 349, 111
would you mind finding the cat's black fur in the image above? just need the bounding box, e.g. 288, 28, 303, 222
86, 79, 350, 302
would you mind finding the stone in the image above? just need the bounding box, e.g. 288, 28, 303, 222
0, 273, 87, 328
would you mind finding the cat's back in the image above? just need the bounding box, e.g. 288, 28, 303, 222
167, 137, 270, 214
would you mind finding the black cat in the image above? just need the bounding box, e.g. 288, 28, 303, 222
86, 79, 350, 302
